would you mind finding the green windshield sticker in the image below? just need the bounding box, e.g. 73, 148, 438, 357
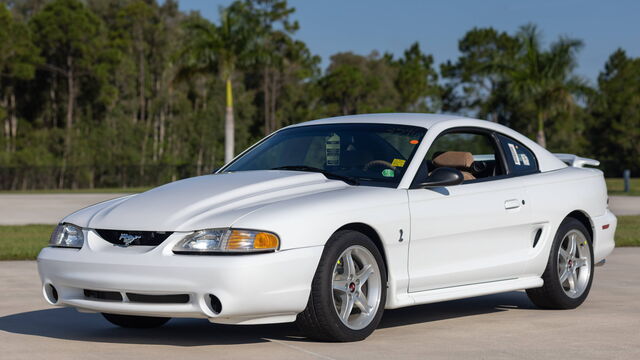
382, 169, 395, 177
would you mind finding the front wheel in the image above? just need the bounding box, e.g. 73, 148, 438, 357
526, 217, 594, 309
102, 313, 170, 328
296, 230, 387, 342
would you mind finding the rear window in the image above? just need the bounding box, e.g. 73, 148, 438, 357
496, 134, 538, 175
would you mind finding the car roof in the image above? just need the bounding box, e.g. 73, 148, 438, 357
287, 113, 473, 129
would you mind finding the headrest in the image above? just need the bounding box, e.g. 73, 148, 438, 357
433, 151, 474, 169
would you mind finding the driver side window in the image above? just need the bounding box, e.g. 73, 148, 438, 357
423, 131, 505, 182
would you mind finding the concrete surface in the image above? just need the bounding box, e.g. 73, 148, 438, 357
609, 196, 640, 216
1, 249, 639, 359
0, 194, 130, 225
0, 193, 639, 226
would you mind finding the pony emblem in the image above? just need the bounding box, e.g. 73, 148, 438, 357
119, 233, 141, 246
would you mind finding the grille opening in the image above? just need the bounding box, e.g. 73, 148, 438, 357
209, 294, 222, 314
95, 229, 173, 247
126, 293, 190, 304
84, 289, 123, 301
533, 228, 543, 248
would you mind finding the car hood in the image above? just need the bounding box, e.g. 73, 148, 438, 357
63, 171, 348, 232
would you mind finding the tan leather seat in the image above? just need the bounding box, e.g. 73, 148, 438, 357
433, 151, 476, 181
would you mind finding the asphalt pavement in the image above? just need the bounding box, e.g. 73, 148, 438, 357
1, 193, 639, 225
0, 249, 639, 359
0, 193, 130, 225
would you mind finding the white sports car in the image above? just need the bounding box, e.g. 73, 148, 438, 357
38, 113, 616, 341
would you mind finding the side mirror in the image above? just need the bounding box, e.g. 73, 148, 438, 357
419, 167, 464, 188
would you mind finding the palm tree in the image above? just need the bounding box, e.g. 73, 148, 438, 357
501, 25, 587, 147
180, 3, 255, 163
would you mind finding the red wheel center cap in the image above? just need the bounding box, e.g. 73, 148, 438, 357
349, 283, 356, 292
568, 259, 573, 268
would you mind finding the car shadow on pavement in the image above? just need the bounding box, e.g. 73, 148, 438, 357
0, 291, 536, 346
379, 290, 536, 329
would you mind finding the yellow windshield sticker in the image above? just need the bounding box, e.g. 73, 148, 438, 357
391, 159, 406, 167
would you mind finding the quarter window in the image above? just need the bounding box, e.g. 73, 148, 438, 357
496, 134, 538, 174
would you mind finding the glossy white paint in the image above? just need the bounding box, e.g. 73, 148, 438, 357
38, 113, 616, 325
407, 176, 533, 292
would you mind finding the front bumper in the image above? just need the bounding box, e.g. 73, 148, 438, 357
37, 230, 323, 325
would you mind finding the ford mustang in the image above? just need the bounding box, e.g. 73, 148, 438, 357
38, 113, 616, 341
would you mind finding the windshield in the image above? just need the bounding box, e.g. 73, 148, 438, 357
223, 123, 427, 187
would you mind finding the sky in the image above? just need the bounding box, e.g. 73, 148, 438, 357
177, 0, 640, 85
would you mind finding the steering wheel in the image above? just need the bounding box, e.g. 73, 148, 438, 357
363, 160, 396, 172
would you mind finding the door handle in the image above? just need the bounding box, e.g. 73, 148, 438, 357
504, 199, 521, 210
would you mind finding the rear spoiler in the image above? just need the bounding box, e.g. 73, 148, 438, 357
554, 153, 600, 168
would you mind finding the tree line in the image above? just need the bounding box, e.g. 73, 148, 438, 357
0, 0, 638, 189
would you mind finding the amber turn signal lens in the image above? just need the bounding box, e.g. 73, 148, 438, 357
254, 232, 279, 249
225, 229, 279, 251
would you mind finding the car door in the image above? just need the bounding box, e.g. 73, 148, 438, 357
407, 129, 534, 292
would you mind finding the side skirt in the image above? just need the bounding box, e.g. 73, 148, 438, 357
387, 276, 543, 309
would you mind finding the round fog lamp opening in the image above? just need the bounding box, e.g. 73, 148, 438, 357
43, 283, 59, 305
208, 294, 222, 314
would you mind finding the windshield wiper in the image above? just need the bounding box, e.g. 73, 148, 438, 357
271, 165, 360, 185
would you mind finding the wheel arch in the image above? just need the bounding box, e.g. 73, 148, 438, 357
334, 222, 388, 276
565, 210, 594, 242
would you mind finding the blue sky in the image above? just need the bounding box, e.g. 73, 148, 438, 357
177, 0, 640, 84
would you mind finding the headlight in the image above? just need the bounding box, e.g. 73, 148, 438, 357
173, 228, 279, 254
50, 224, 84, 249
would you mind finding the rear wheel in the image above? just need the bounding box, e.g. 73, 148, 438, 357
101, 313, 170, 328
527, 217, 594, 309
296, 230, 387, 342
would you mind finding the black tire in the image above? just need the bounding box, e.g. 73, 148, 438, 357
526, 217, 594, 309
101, 313, 171, 328
296, 230, 387, 342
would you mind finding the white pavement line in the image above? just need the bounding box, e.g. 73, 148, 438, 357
267, 338, 338, 360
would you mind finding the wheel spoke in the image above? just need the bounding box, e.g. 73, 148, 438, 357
568, 234, 577, 257
354, 293, 371, 315
357, 264, 374, 285
340, 294, 354, 321
571, 272, 578, 289
567, 271, 576, 292
559, 268, 570, 283
573, 257, 587, 269
333, 279, 348, 293
558, 248, 570, 261
344, 251, 356, 279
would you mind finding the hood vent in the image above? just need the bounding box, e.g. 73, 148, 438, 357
95, 229, 173, 247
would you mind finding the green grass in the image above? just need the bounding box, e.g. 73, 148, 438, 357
615, 215, 640, 246
0, 225, 54, 260
1, 216, 639, 260
606, 178, 640, 196
0, 187, 151, 194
